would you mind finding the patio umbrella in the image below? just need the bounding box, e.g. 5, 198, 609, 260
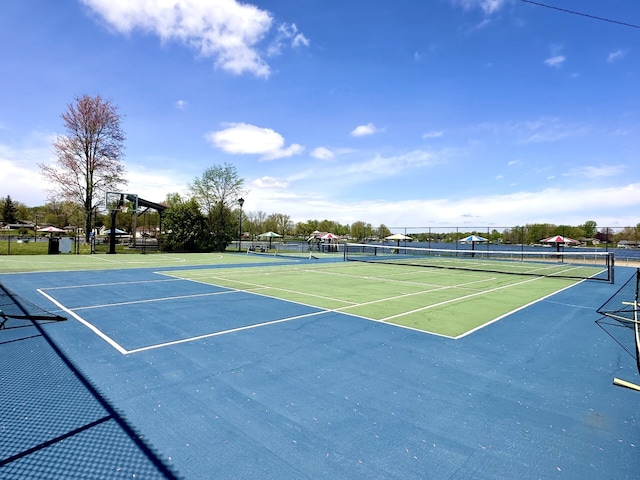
259, 231, 282, 248
385, 233, 412, 247
541, 235, 578, 252
320, 233, 339, 252
460, 234, 487, 251
37, 226, 65, 237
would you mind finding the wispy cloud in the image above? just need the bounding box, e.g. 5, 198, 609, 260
345, 149, 445, 176
478, 117, 587, 144
507, 117, 586, 144
206, 122, 303, 160
350, 123, 380, 137
544, 55, 565, 68
310, 147, 335, 160
268, 23, 309, 56
422, 130, 444, 139
607, 49, 627, 63
563, 164, 625, 179
251, 176, 289, 189
450, 0, 509, 16
81, 0, 308, 78
175, 100, 188, 110
544, 43, 566, 68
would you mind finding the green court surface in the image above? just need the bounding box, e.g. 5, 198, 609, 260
0, 252, 285, 273
164, 261, 580, 337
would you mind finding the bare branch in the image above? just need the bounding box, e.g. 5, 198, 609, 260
39, 94, 127, 241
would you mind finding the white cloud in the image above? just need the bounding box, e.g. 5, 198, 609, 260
563, 164, 625, 179
206, 122, 303, 160
607, 49, 627, 63
310, 147, 334, 160
0, 135, 56, 205
0, 157, 50, 205
544, 55, 565, 68
451, 0, 509, 16
476, 117, 586, 144
251, 176, 289, 189
345, 150, 444, 176
81, 0, 305, 78
350, 123, 379, 137
422, 130, 443, 139
244, 182, 640, 227
503, 117, 586, 144
268, 23, 309, 56
126, 164, 191, 202
175, 100, 188, 110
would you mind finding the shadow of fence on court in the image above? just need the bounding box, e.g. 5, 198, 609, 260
0, 316, 180, 478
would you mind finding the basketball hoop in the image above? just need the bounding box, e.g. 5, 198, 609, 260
105, 191, 138, 214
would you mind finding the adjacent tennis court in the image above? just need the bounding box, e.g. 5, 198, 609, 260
162, 261, 582, 338
2, 252, 639, 479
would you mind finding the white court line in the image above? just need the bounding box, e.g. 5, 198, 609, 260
172, 268, 497, 308
455, 280, 583, 339
125, 311, 329, 354
38, 288, 128, 355
163, 272, 359, 306
161, 268, 579, 340
72, 290, 237, 311
38, 281, 331, 355
44, 277, 187, 290
379, 275, 546, 322
77, 254, 221, 264
334, 277, 497, 312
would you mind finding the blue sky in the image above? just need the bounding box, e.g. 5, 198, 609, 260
1, 0, 639, 229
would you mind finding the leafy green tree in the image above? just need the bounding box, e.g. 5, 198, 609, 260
165, 192, 184, 208
189, 163, 244, 251
488, 229, 501, 243
2, 195, 18, 224
294, 219, 318, 237
377, 224, 391, 239
163, 198, 212, 252
265, 213, 292, 237
583, 220, 597, 238
350, 221, 369, 242
318, 219, 341, 234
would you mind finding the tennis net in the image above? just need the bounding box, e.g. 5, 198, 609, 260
343, 243, 614, 282
0, 282, 66, 330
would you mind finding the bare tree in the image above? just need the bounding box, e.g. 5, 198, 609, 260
40, 94, 127, 241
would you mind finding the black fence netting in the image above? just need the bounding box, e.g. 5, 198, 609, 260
0, 283, 180, 479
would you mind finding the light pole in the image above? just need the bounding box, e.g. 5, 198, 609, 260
238, 197, 244, 252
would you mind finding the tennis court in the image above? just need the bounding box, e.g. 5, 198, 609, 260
161, 261, 583, 338
1, 252, 639, 479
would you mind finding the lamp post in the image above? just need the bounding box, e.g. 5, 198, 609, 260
237, 197, 244, 252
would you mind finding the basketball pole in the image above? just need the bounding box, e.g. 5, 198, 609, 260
108, 194, 124, 254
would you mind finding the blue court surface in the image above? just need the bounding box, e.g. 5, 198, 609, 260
1, 261, 639, 479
